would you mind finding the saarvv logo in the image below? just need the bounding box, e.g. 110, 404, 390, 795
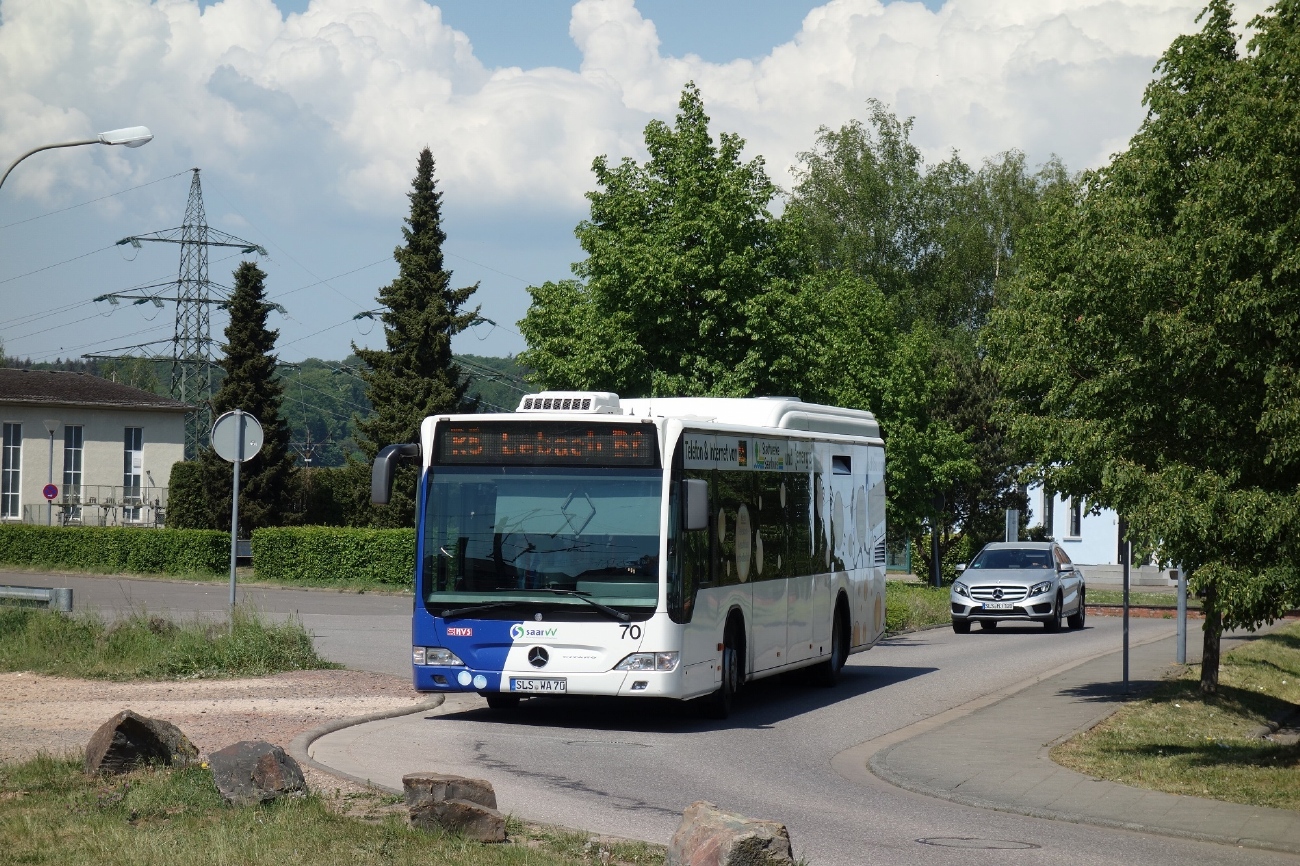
510, 623, 558, 640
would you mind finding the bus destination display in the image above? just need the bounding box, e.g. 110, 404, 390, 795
436, 422, 658, 467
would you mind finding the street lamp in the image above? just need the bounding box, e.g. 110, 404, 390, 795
42, 419, 59, 526
0, 126, 153, 192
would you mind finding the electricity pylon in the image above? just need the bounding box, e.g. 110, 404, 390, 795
90, 168, 266, 457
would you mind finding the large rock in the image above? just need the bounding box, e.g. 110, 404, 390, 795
84, 710, 199, 775
209, 740, 306, 806
667, 801, 794, 866
403, 772, 505, 842
403, 772, 498, 810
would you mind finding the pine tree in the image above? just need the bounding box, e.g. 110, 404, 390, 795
172, 261, 296, 532
354, 148, 479, 527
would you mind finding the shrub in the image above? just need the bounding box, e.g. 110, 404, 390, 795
0, 524, 227, 575
252, 526, 415, 588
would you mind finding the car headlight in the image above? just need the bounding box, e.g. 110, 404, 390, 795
1028, 581, 1053, 597
615, 651, 679, 672
952, 582, 969, 598
413, 646, 465, 666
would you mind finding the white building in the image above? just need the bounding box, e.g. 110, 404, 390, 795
1025, 482, 1179, 587
0, 369, 187, 526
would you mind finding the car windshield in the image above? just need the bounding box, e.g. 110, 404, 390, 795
420, 465, 662, 608
969, 548, 1053, 570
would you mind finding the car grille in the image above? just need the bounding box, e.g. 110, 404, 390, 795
970, 585, 1029, 602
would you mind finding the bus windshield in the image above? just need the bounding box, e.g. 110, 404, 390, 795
421, 466, 662, 610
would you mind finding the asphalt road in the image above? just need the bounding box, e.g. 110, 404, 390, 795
313, 617, 1297, 866
1, 569, 413, 679
12, 569, 1294, 865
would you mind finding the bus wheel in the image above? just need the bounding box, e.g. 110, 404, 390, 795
701, 621, 741, 719
484, 693, 520, 711
812, 601, 848, 687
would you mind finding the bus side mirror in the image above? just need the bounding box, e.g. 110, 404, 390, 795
682, 478, 709, 531
371, 443, 421, 505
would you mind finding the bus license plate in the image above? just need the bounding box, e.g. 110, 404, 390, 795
983, 602, 1014, 610
511, 678, 567, 693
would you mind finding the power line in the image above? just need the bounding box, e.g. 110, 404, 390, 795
0, 170, 191, 233
0, 243, 116, 286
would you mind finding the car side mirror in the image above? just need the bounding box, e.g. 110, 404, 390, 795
955, 563, 966, 573
1058, 563, 1074, 573
681, 478, 709, 531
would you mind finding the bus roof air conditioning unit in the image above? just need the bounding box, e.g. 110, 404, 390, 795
517, 392, 622, 414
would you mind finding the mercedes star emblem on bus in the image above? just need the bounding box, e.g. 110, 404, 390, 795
528, 647, 549, 668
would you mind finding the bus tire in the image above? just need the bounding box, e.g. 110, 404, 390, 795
812, 598, 849, 687
700, 618, 743, 719
484, 693, 520, 711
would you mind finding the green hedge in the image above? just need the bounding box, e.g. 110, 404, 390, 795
251, 526, 415, 587
0, 525, 228, 575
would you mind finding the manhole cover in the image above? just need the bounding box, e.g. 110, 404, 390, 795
564, 740, 651, 748
917, 838, 1040, 850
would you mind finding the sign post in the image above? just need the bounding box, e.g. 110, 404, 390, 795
211, 410, 263, 615
1119, 516, 1130, 692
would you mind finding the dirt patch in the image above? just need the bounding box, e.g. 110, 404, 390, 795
0, 669, 424, 807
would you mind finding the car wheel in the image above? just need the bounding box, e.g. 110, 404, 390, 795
952, 619, 972, 634
701, 620, 742, 718
1045, 593, 1063, 632
979, 619, 998, 631
813, 601, 849, 687
484, 693, 520, 711
1067, 589, 1086, 629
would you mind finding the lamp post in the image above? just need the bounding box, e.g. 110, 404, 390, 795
0, 126, 153, 192
42, 420, 59, 526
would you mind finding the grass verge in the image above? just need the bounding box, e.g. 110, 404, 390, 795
1087, 589, 1200, 608
0, 606, 339, 680
885, 582, 951, 632
1052, 621, 1300, 810
0, 756, 663, 866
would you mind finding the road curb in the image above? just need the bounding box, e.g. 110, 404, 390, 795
287, 695, 445, 795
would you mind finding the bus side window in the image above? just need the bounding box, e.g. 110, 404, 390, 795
786, 472, 813, 578
757, 471, 786, 579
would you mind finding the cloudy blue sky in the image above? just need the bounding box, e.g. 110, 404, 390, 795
0, 0, 1271, 369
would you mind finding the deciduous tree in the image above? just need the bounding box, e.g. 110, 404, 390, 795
986, 0, 1300, 692
520, 83, 795, 397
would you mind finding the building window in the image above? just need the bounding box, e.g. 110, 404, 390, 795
1042, 488, 1054, 539
1069, 497, 1083, 538
63, 425, 83, 521
1, 423, 19, 520
123, 427, 143, 522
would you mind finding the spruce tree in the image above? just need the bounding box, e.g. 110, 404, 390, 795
354, 148, 479, 527
174, 261, 297, 532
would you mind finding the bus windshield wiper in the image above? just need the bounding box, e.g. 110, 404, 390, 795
441, 601, 518, 620
526, 588, 631, 622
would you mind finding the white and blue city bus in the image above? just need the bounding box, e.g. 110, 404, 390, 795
370, 392, 886, 717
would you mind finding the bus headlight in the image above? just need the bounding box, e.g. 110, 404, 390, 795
414, 646, 465, 666
615, 651, 679, 672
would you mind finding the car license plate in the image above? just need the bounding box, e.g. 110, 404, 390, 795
983, 602, 1014, 610
510, 677, 567, 693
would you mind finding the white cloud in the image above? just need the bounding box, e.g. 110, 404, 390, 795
0, 0, 1275, 218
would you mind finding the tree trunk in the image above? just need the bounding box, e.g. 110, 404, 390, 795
1199, 581, 1222, 696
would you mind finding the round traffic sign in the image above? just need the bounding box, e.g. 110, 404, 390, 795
210, 410, 264, 464
43, 484, 58, 500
